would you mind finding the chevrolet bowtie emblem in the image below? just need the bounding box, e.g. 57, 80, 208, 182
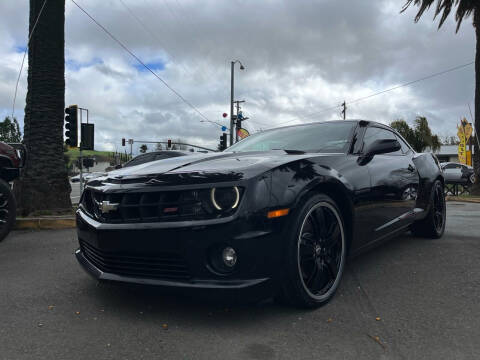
95, 200, 119, 214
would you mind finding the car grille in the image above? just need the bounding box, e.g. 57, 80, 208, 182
80, 240, 191, 281
80, 188, 232, 223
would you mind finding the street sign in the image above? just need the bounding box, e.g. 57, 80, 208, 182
221, 126, 227, 132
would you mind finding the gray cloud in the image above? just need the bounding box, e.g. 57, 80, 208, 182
0, 0, 475, 154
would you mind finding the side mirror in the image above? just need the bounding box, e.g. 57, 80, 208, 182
365, 139, 401, 157
114, 164, 122, 169
358, 139, 401, 165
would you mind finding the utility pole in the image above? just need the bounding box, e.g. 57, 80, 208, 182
341, 101, 346, 120
233, 100, 248, 142
229, 60, 245, 146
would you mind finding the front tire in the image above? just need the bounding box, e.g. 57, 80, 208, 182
411, 180, 445, 239
279, 193, 346, 308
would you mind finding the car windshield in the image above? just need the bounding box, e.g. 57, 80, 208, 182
225, 122, 355, 153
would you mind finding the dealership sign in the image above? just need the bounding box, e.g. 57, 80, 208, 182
457, 118, 473, 165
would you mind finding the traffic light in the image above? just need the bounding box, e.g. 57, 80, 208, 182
65, 105, 78, 147
122, 138, 126, 146
81, 123, 94, 150
167, 139, 172, 149
219, 133, 227, 151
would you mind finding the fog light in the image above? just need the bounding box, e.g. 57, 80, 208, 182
222, 247, 237, 267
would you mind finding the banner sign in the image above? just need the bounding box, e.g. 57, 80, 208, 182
237, 128, 250, 139
457, 118, 472, 165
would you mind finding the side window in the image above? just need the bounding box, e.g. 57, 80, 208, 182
394, 134, 412, 154
362, 127, 403, 155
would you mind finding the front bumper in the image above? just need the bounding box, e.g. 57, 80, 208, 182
75, 210, 285, 299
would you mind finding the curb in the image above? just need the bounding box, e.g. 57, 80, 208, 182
446, 196, 480, 204
14, 216, 76, 230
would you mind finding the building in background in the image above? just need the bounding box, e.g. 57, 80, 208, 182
432, 145, 475, 163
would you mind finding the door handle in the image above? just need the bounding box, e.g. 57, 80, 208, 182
408, 164, 416, 172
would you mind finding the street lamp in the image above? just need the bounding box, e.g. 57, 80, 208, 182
230, 60, 245, 146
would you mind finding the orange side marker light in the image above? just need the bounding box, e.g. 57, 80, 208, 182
267, 208, 290, 219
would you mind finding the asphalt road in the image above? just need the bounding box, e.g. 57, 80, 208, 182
0, 202, 479, 360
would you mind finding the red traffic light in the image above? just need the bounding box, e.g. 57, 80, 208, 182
222, 113, 228, 118
167, 139, 172, 148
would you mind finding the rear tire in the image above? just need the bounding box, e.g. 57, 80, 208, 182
411, 180, 445, 239
279, 193, 346, 308
0, 179, 16, 242
469, 173, 475, 185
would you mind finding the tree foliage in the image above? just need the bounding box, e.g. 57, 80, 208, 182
401, 1, 480, 192
0, 117, 22, 143
401, 0, 476, 33
391, 117, 442, 152
139, 144, 148, 153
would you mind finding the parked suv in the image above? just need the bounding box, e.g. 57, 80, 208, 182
0, 142, 25, 241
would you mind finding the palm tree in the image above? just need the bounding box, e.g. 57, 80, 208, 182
16, 0, 71, 215
401, 0, 479, 194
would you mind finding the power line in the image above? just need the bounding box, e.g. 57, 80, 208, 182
347, 61, 474, 106
11, 0, 48, 120
118, 0, 225, 129
274, 60, 474, 128
70, 0, 212, 123
118, 0, 191, 77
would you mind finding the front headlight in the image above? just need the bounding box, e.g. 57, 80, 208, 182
210, 186, 240, 211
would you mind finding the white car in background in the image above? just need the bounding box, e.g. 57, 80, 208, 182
440, 162, 475, 185
70, 172, 106, 183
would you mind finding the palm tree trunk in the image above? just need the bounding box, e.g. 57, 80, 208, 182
472, 7, 480, 195
15, 0, 71, 215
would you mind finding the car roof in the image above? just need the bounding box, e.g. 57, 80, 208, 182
442, 162, 470, 167
137, 151, 189, 156
270, 119, 389, 131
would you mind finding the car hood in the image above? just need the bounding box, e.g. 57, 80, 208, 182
101, 151, 335, 185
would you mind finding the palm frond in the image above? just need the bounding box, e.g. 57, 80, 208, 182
455, 0, 475, 32
434, 0, 454, 29
401, 0, 436, 22
402, 0, 477, 33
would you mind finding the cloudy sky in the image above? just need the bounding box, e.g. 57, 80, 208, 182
0, 0, 476, 153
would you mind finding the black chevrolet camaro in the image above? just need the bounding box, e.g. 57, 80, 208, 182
76, 120, 445, 308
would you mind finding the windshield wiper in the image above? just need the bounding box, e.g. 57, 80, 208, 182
272, 149, 306, 154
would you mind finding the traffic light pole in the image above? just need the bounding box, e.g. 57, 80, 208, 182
79, 109, 84, 193
230, 61, 234, 147
77, 107, 89, 193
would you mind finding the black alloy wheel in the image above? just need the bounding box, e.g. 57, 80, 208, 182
432, 182, 445, 234
298, 202, 344, 300
411, 180, 446, 239
469, 173, 475, 185
280, 194, 346, 308
0, 179, 16, 242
